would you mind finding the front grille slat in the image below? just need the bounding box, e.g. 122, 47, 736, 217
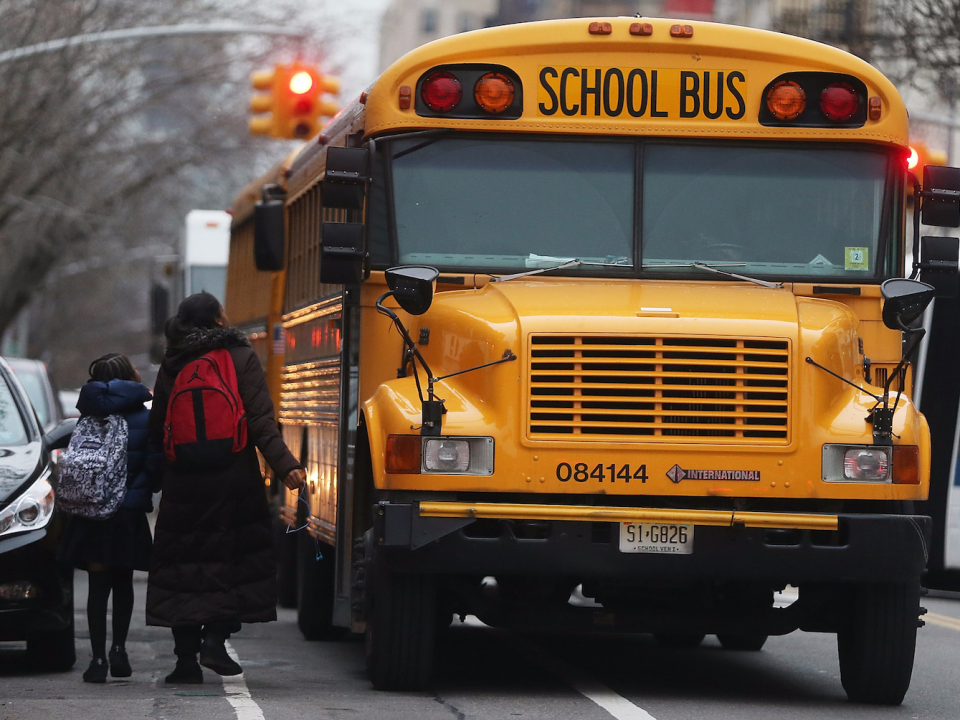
528, 335, 791, 444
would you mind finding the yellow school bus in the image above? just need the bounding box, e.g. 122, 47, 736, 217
241, 17, 960, 703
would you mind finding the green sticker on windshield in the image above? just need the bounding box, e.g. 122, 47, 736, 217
845, 247, 869, 270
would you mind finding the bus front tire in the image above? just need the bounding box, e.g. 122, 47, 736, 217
366, 570, 437, 691
837, 582, 919, 705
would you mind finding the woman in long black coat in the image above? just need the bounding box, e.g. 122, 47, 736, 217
146, 292, 305, 684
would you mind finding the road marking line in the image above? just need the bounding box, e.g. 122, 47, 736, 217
220, 641, 265, 720
925, 612, 960, 632
505, 631, 657, 720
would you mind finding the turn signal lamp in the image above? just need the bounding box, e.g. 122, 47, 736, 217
766, 80, 806, 120
385, 435, 422, 474
421, 71, 462, 112
474, 72, 515, 114
820, 82, 860, 122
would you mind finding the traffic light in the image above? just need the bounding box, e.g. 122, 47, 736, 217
249, 62, 341, 139
907, 141, 949, 174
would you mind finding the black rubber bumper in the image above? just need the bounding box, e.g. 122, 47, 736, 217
374, 503, 932, 584
0, 526, 73, 640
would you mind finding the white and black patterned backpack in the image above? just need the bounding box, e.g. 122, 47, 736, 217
57, 414, 129, 520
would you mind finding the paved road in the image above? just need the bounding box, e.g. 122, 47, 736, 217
1, 573, 959, 720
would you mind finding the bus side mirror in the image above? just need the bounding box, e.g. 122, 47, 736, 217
881, 278, 935, 330
253, 184, 285, 271
385, 265, 438, 315
322, 146, 369, 211
921, 166, 960, 228
320, 222, 366, 285
918, 235, 959, 298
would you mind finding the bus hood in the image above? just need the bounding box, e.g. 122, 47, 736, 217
414, 278, 866, 444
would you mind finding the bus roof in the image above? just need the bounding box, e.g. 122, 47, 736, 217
363, 16, 908, 146
230, 144, 305, 227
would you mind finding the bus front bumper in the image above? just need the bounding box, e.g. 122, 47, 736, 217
373, 501, 931, 584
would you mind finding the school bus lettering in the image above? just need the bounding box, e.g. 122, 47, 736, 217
538, 66, 746, 120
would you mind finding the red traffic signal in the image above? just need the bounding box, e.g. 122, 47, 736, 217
249, 62, 341, 140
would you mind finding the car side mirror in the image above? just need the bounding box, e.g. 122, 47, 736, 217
385, 266, 438, 315
921, 165, 960, 228
880, 278, 935, 330
253, 184, 285, 272
43, 417, 77, 451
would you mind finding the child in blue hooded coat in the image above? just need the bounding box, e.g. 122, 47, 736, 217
57, 353, 159, 683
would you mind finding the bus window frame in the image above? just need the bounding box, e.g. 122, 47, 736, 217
374, 132, 904, 284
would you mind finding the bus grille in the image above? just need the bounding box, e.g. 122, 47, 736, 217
528, 335, 790, 443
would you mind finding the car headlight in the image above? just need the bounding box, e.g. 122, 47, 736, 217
822, 445, 920, 484
0, 471, 56, 539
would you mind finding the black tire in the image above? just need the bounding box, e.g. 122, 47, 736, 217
717, 633, 768, 651
296, 531, 341, 640
653, 632, 705, 649
837, 582, 920, 705
27, 603, 76, 671
366, 569, 437, 691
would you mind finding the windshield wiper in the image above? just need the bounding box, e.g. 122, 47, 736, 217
493, 254, 631, 282
643, 261, 782, 289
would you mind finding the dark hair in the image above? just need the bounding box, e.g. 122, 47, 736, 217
165, 291, 223, 346
89, 353, 137, 382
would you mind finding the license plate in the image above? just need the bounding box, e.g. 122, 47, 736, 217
619, 522, 694, 554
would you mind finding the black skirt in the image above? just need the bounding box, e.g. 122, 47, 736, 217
57, 508, 153, 571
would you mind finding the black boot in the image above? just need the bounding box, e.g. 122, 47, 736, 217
164, 655, 203, 684
198, 635, 242, 676
82, 657, 108, 683
109, 645, 132, 678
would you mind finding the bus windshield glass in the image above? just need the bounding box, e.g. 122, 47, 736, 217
641, 144, 893, 279
387, 136, 896, 280
390, 136, 635, 270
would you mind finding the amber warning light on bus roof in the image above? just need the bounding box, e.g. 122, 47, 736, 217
759, 72, 868, 127
415, 64, 523, 119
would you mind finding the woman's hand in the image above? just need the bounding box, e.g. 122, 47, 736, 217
283, 467, 306, 491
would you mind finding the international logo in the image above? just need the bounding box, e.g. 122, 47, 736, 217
666, 464, 761, 483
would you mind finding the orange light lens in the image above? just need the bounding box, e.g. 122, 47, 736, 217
893, 445, 920, 484
766, 80, 806, 120
474, 72, 515, 114
289, 71, 314, 95
907, 146, 920, 170
385, 435, 422, 474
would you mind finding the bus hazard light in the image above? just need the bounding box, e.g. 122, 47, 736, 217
820, 82, 860, 122
766, 80, 806, 120
421, 71, 462, 112
474, 72, 515, 114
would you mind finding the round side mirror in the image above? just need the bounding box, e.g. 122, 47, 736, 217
880, 278, 935, 330
385, 265, 439, 315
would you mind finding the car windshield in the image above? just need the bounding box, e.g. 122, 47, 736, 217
386, 136, 897, 280
11, 365, 51, 428
0, 375, 28, 445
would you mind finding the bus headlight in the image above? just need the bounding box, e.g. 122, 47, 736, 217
423, 437, 494, 475
822, 445, 920, 484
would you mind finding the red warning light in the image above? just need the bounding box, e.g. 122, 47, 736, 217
906, 146, 919, 170
290, 71, 314, 95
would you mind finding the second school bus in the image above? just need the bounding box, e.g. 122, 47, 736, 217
231, 17, 960, 704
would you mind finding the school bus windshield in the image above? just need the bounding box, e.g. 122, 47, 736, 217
386, 135, 899, 281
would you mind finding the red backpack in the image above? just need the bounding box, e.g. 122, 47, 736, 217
164, 348, 248, 468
